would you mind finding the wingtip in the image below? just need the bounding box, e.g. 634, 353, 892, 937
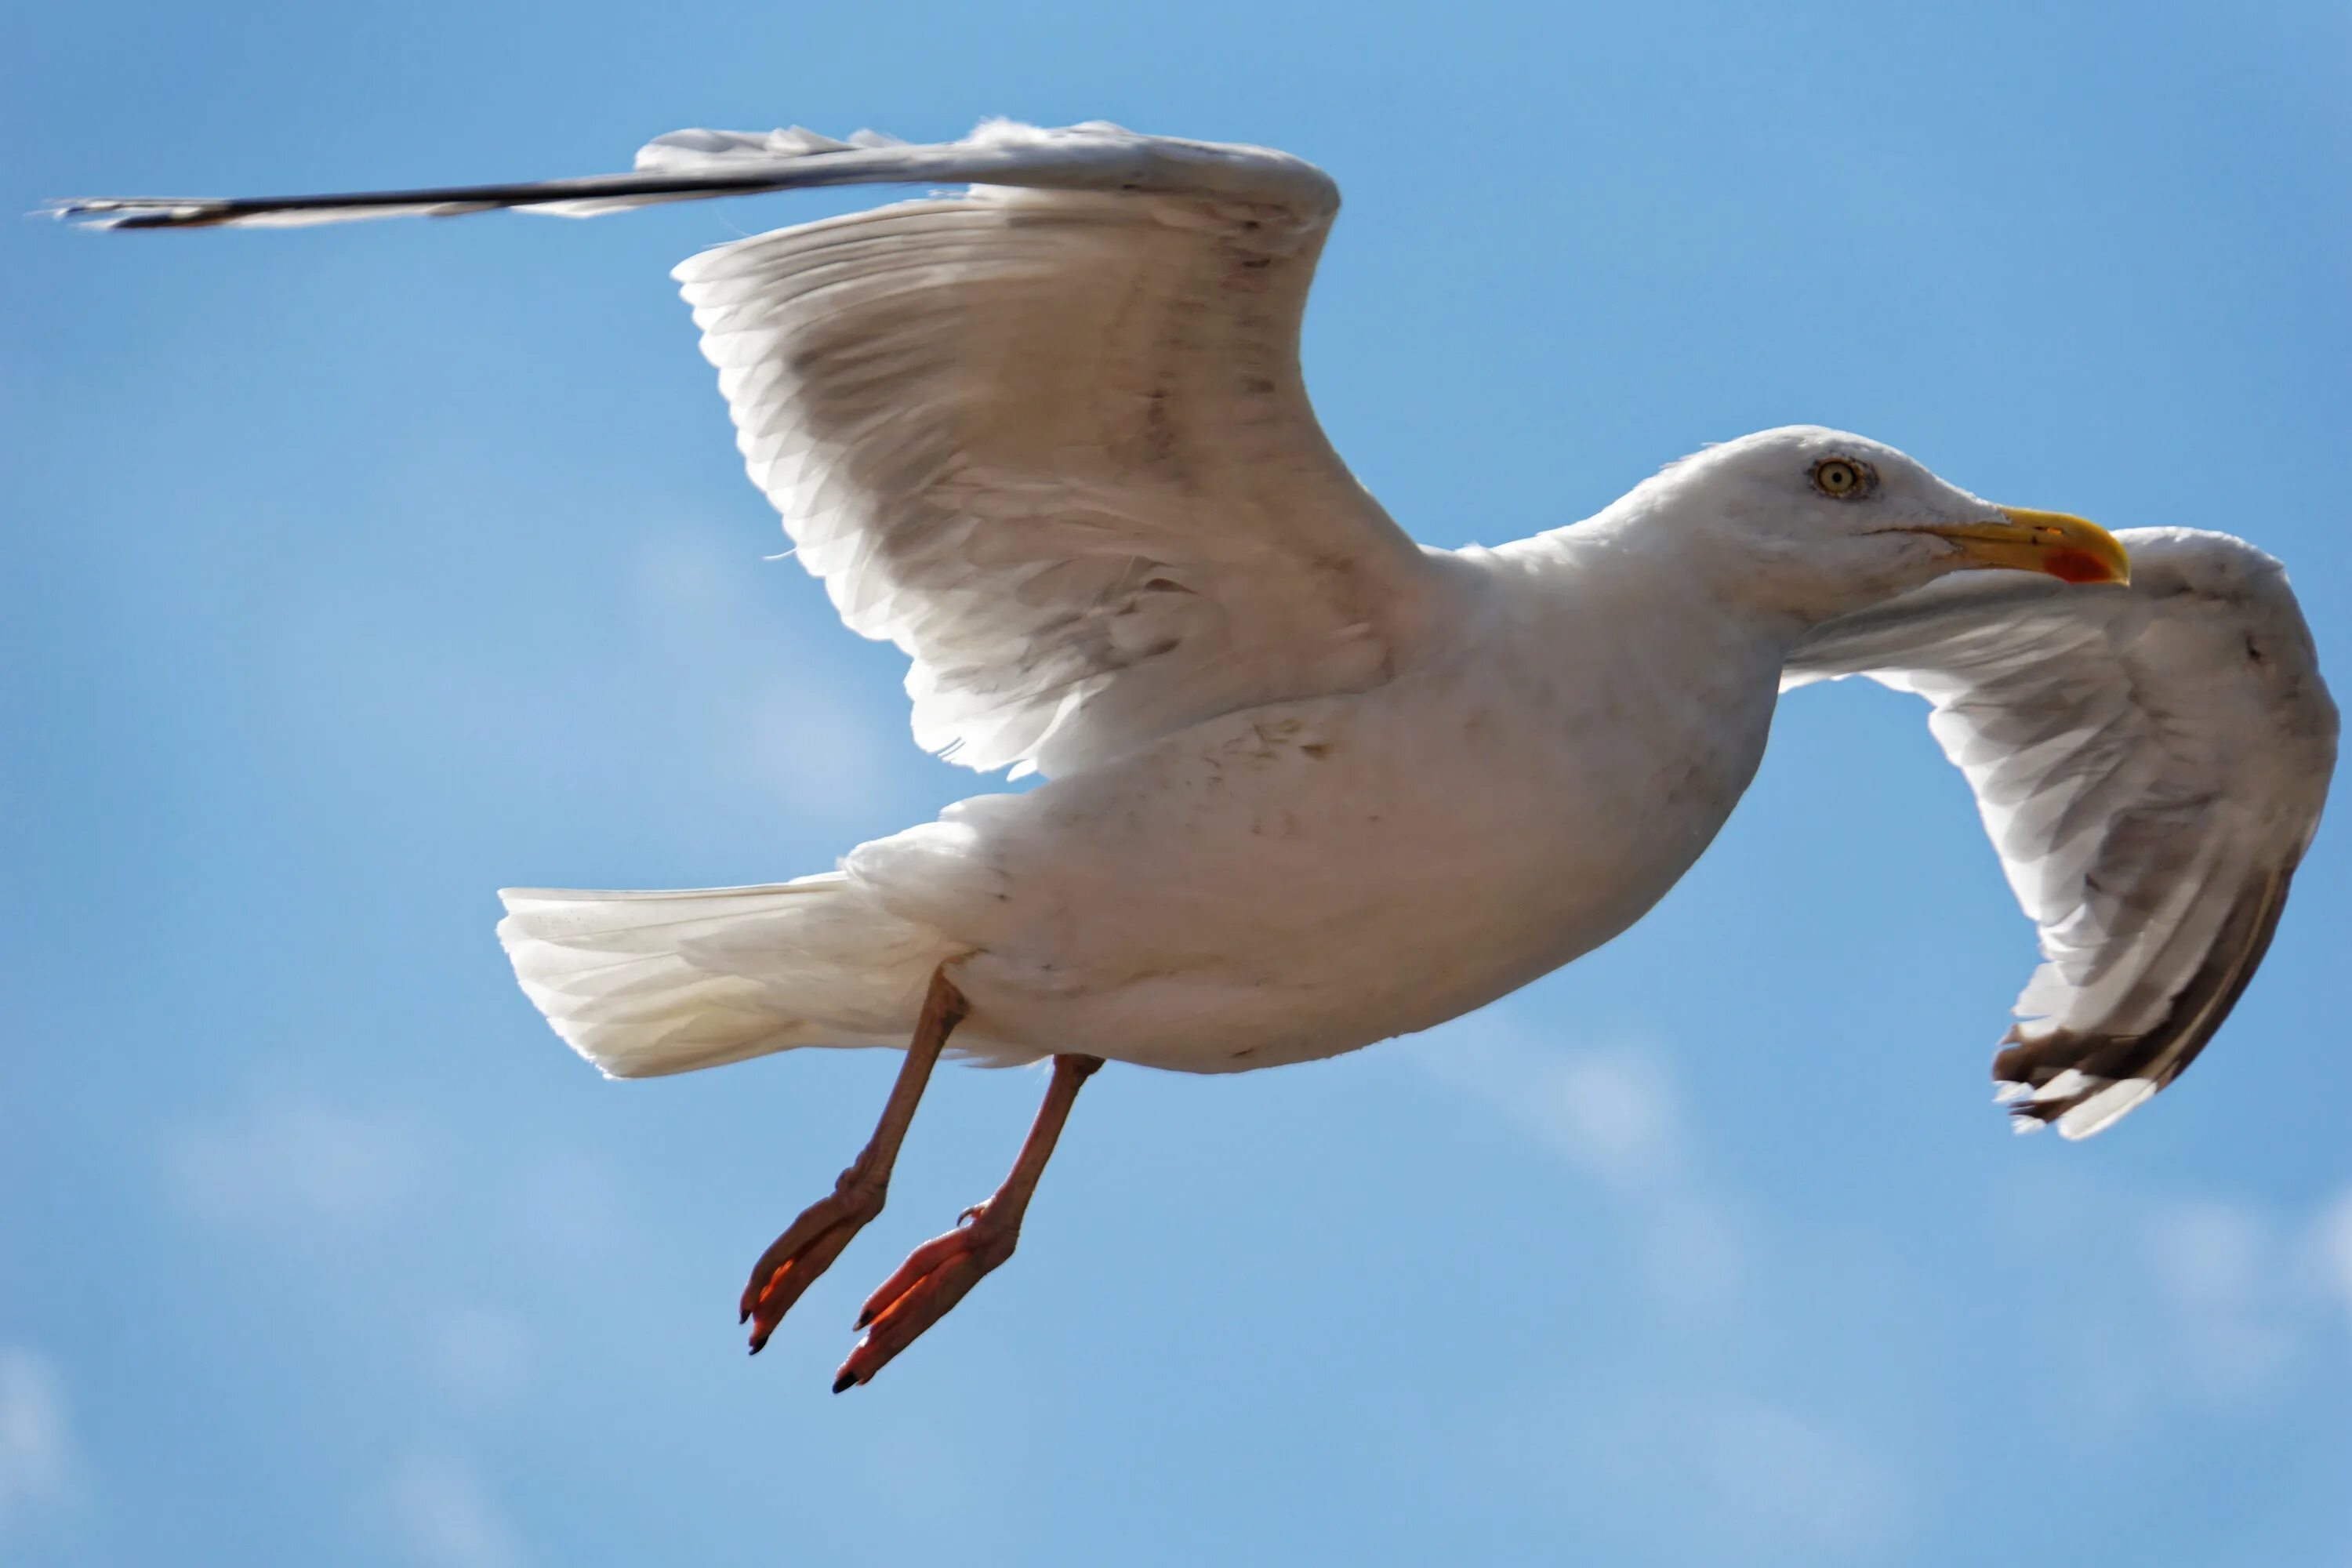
2054, 1078, 2157, 1140
36, 198, 112, 226
40, 198, 220, 230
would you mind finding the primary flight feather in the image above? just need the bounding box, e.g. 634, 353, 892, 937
57, 121, 2336, 1390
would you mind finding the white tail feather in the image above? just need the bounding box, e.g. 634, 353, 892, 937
495, 875, 959, 1078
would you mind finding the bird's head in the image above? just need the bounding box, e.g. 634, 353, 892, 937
1634, 426, 2130, 625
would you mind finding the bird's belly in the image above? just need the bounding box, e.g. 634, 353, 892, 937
911, 672, 1772, 1073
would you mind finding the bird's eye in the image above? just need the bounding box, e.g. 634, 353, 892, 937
1811, 458, 1874, 499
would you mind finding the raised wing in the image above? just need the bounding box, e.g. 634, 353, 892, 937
57, 121, 1449, 776
1784, 528, 2337, 1138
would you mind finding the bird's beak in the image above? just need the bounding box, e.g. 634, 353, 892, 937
1922, 508, 2131, 586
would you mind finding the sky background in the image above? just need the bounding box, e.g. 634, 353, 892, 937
5, 2, 2350, 1563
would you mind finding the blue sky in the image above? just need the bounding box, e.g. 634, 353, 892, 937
6, 2, 2350, 1563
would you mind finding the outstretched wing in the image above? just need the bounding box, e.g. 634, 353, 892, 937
1784, 528, 2337, 1138
57, 121, 1450, 777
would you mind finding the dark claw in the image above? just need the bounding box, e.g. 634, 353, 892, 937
832, 1368, 858, 1394
738, 1185, 884, 1354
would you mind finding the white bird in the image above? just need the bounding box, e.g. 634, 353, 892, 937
58, 122, 2337, 1392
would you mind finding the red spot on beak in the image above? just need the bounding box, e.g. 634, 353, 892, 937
2042, 548, 2115, 585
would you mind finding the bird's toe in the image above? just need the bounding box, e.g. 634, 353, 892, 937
741, 1181, 886, 1354
833, 1208, 1018, 1390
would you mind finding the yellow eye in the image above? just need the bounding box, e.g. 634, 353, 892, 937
1811, 457, 1871, 499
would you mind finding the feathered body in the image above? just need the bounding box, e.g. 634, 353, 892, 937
505, 513, 1797, 1075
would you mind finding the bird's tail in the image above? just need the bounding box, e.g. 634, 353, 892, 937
495, 874, 962, 1078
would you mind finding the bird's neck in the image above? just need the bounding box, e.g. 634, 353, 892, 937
1486, 516, 1815, 664
1534, 492, 1933, 632
1446, 523, 1801, 781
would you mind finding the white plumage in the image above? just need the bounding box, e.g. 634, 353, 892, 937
59, 123, 2336, 1137
1784, 528, 2336, 1134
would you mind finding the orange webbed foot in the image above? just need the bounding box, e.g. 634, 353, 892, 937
739, 1174, 884, 1355
832, 1203, 1018, 1392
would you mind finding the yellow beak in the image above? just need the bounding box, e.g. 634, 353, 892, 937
1923, 508, 2131, 586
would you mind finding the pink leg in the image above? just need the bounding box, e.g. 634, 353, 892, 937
833, 1052, 1104, 1392
739, 967, 966, 1355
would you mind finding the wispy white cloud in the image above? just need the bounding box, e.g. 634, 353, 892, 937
423, 1308, 532, 1418
1418, 1013, 1915, 1555
162, 1091, 635, 1440
1697, 1400, 1912, 1559
2309, 1187, 2352, 1331
1406, 1018, 1747, 1310
382, 1453, 524, 1568
1486, 1385, 1916, 1564
630, 530, 909, 829
1635, 1187, 1748, 1312
2000, 1177, 2352, 1429
2140, 1196, 2296, 1404
1468, 1011, 2352, 1425
499, 1146, 638, 1264
1515, 1046, 1690, 1189
735, 675, 902, 821
163, 1094, 421, 1227
0, 1348, 82, 1534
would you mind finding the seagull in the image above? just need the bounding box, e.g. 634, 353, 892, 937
56, 121, 2339, 1392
